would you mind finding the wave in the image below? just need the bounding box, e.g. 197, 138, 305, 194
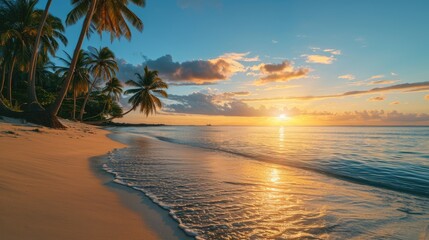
102, 161, 202, 239
150, 134, 429, 198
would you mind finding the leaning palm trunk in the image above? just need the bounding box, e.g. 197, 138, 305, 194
27, 0, 53, 107
105, 107, 134, 122
49, 0, 97, 116
7, 56, 17, 103
78, 78, 99, 121
0, 64, 6, 96
72, 92, 77, 120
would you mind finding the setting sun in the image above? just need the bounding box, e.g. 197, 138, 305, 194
278, 114, 288, 121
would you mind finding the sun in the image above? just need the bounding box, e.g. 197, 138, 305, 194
278, 114, 288, 121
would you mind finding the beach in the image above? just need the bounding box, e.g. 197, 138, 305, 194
1, 119, 429, 240
0, 118, 184, 240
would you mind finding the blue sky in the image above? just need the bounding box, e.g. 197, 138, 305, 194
40, 0, 429, 125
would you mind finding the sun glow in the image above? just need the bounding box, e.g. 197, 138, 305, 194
278, 114, 288, 121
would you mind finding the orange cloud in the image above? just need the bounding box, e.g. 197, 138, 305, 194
118, 53, 254, 85
368, 80, 399, 85
241, 81, 429, 102
390, 101, 400, 105
425, 94, 429, 100
368, 75, 385, 80
304, 54, 335, 64
368, 96, 385, 102
252, 61, 310, 85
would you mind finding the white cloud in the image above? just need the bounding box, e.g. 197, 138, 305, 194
338, 74, 355, 80
324, 49, 342, 55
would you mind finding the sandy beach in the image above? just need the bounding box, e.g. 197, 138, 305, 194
0, 118, 173, 240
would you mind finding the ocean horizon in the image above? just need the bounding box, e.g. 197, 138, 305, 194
104, 126, 429, 239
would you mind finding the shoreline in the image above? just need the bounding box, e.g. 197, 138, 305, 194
91, 132, 193, 240
0, 119, 178, 240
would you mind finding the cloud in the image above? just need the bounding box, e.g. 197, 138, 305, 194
165, 92, 272, 116
251, 61, 310, 85
304, 54, 336, 64
323, 49, 342, 55
350, 78, 399, 86
368, 80, 399, 85
338, 74, 355, 80
272, 40, 278, 44
164, 91, 429, 123
390, 101, 400, 105
425, 94, 429, 101
218, 52, 260, 62
331, 110, 429, 123
241, 81, 429, 102
117, 53, 256, 85
260, 61, 292, 73
368, 75, 385, 80
368, 96, 385, 102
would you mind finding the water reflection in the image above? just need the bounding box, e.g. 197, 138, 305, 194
107, 127, 429, 239
269, 168, 280, 183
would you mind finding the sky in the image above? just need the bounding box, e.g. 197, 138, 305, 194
41, 0, 429, 125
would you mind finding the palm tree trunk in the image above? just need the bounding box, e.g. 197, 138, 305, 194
27, 0, 52, 106
73, 92, 76, 120
7, 56, 16, 103
49, 0, 97, 116
106, 107, 134, 121
0, 64, 6, 96
78, 78, 98, 121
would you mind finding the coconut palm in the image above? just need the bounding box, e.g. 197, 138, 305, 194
0, 0, 67, 103
67, 0, 145, 41
93, 77, 123, 118
103, 77, 123, 101
79, 46, 117, 121
50, 0, 146, 126
122, 66, 168, 117
27, 0, 52, 107
27, 0, 68, 109
56, 50, 90, 120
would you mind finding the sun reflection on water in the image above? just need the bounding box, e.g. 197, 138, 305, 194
270, 168, 280, 183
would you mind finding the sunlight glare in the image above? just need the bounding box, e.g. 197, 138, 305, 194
278, 114, 288, 121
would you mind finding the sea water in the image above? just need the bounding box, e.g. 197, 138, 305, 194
104, 126, 429, 239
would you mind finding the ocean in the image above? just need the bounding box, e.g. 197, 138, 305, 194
104, 126, 429, 239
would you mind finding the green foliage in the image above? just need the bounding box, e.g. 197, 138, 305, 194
124, 66, 168, 116
0, 0, 167, 123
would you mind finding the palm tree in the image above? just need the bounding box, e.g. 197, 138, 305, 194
27, 0, 52, 107
103, 77, 123, 101
100, 77, 123, 116
56, 50, 90, 120
49, 0, 146, 125
67, 0, 145, 41
27, 0, 68, 110
0, 0, 66, 104
79, 46, 118, 121
122, 66, 168, 117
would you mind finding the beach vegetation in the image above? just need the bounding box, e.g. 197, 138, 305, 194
0, 0, 168, 128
